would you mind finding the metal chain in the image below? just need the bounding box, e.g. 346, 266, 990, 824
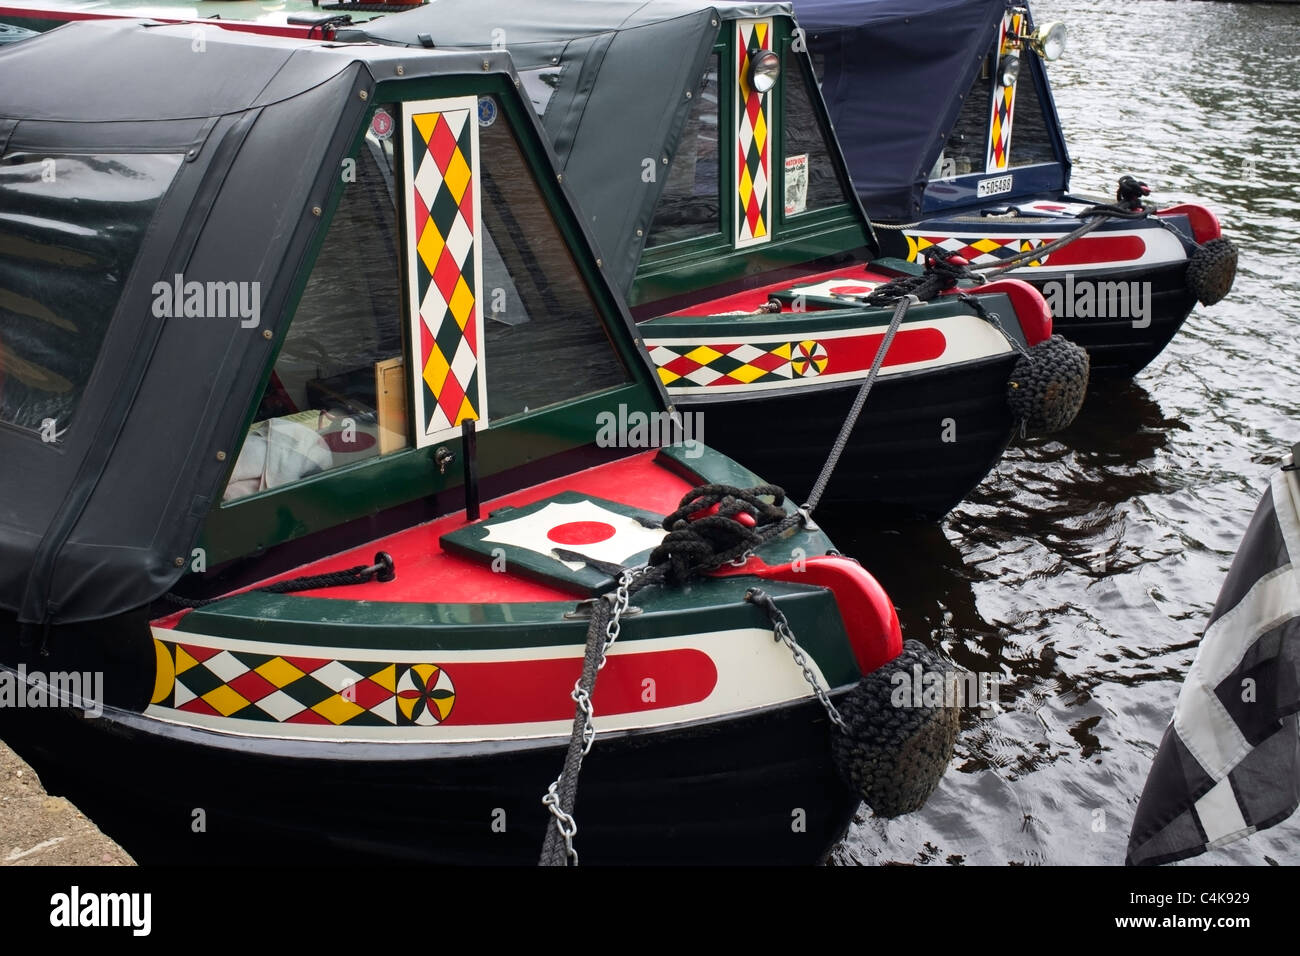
540, 567, 637, 864
579, 568, 633, 754
957, 292, 1032, 360
745, 587, 847, 732
540, 784, 579, 865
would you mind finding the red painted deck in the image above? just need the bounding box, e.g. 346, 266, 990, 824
155, 451, 693, 627
663, 264, 900, 315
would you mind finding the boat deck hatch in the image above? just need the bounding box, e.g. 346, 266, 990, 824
440, 492, 665, 595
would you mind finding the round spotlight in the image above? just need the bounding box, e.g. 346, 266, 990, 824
999, 52, 1020, 87
748, 50, 780, 93
1033, 22, 1067, 61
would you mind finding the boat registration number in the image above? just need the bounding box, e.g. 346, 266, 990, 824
977, 175, 1014, 198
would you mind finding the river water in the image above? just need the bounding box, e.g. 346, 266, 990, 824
831, 0, 1300, 865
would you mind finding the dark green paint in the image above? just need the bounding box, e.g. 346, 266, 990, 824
198, 71, 665, 564
630, 22, 872, 308
177, 574, 862, 687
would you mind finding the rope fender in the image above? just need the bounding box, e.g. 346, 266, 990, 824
1186, 238, 1238, 307
1006, 333, 1090, 434
829, 639, 962, 817
539, 483, 962, 863
863, 248, 1091, 435
746, 590, 960, 818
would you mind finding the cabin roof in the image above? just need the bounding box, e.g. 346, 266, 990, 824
0, 20, 661, 626
358, 0, 793, 55
792, 0, 1019, 220
353, 1, 800, 295
0, 18, 502, 122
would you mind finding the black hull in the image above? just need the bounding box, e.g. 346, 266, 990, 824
875, 234, 1197, 379
1019, 261, 1196, 378
688, 354, 1018, 520
0, 691, 860, 866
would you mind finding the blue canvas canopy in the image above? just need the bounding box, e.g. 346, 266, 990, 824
794, 0, 1012, 220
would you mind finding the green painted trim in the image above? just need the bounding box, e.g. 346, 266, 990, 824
174, 575, 861, 686
629, 19, 874, 310
874, 256, 924, 276
198, 72, 666, 563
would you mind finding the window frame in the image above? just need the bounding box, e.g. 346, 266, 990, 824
632, 21, 873, 309
202, 74, 660, 565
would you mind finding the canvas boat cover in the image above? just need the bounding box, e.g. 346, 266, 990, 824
0, 20, 643, 626
354, 0, 802, 294
792, 0, 1015, 220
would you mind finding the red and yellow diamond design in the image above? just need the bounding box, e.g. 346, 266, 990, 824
406, 99, 486, 445
986, 10, 1024, 172
648, 341, 796, 387
150, 638, 458, 728
736, 19, 772, 248
907, 234, 1051, 268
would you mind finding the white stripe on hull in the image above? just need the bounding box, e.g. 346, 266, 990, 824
146, 626, 828, 744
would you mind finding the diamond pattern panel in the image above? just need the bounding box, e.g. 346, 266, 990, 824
986, 10, 1024, 172
153, 639, 458, 727
406, 100, 486, 445
906, 234, 1051, 268
736, 20, 772, 248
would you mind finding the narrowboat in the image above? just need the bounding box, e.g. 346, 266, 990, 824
795, 0, 1238, 377
0, 20, 961, 865
0, 0, 375, 37
340, 0, 1088, 521
2, 0, 1089, 519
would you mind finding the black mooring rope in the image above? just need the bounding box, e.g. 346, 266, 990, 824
801, 252, 974, 513
538, 483, 802, 865
161, 552, 395, 609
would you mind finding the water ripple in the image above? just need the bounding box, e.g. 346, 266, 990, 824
835, 0, 1300, 865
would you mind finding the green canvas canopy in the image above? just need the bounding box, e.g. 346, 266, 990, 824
0, 20, 659, 626
351, 0, 804, 294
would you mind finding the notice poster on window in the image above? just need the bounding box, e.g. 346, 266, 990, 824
785, 154, 809, 216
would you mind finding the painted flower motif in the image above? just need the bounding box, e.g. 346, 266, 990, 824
396, 664, 456, 725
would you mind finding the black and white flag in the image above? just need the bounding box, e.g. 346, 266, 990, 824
1127, 460, 1300, 865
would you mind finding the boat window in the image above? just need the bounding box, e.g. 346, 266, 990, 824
935, 63, 990, 179
782, 56, 853, 217
224, 98, 630, 501
0, 152, 182, 438
1008, 59, 1057, 168
476, 104, 630, 417
645, 55, 722, 247
518, 65, 562, 119
224, 107, 406, 502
